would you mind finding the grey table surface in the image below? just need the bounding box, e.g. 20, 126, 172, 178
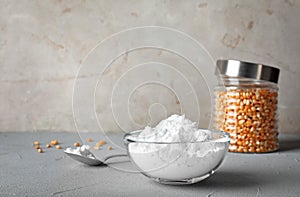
0, 132, 300, 197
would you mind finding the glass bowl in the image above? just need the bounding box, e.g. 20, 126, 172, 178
123, 129, 230, 185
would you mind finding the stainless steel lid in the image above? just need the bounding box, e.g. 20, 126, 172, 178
216, 59, 280, 84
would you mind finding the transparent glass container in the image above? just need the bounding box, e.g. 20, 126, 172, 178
214, 60, 280, 153
124, 129, 230, 184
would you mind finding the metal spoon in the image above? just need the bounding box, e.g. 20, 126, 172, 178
64, 149, 127, 166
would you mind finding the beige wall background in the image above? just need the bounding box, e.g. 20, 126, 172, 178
0, 0, 299, 133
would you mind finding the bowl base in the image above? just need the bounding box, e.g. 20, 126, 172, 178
149, 171, 215, 185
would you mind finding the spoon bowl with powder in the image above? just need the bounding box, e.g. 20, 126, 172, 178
64, 145, 127, 166
124, 114, 230, 185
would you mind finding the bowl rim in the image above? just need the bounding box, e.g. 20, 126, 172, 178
123, 129, 230, 144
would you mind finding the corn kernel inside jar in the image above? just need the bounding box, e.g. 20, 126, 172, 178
214, 88, 278, 153
214, 59, 280, 153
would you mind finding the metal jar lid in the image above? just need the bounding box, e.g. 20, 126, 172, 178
215, 59, 280, 84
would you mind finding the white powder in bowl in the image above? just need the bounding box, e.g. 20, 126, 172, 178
132, 114, 210, 143
127, 114, 228, 181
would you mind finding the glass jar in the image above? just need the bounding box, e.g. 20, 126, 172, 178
213, 60, 280, 153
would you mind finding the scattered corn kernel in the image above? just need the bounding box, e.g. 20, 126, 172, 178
33, 141, 39, 145
108, 146, 113, 150
87, 138, 93, 142
93, 146, 99, 150
74, 142, 80, 147
46, 144, 51, 148
56, 145, 62, 149
38, 148, 43, 153
96, 140, 106, 147
51, 140, 59, 145
34, 145, 40, 150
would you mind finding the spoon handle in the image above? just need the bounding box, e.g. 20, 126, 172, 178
103, 154, 128, 162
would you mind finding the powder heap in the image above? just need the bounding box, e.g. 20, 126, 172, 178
136, 114, 210, 143
65, 145, 95, 159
